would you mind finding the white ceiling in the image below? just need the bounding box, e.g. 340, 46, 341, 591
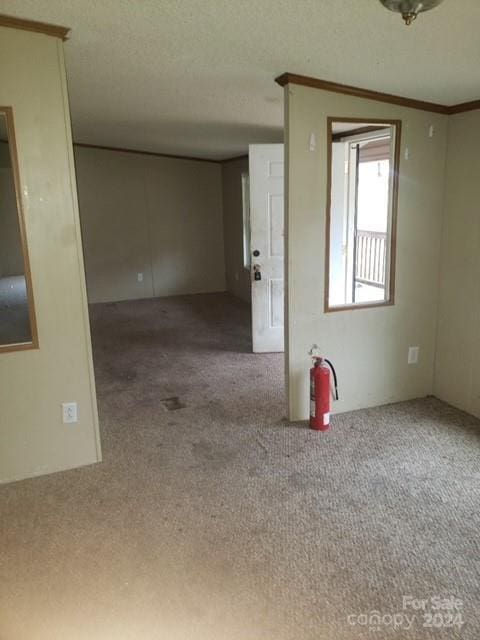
0, 0, 478, 160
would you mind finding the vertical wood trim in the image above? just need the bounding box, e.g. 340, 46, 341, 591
324, 119, 333, 312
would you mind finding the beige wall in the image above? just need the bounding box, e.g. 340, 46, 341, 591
434, 110, 480, 418
221, 156, 251, 303
285, 84, 448, 420
0, 27, 101, 482
75, 147, 226, 303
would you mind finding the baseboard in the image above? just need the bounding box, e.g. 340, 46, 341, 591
0, 456, 101, 486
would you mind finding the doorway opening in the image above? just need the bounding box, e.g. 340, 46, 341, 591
75, 142, 287, 435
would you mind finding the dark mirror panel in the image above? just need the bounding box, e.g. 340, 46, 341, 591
0, 109, 37, 350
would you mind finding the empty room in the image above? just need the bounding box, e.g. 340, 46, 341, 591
0, 2, 479, 639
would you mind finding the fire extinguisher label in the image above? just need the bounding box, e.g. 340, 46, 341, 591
310, 399, 316, 417
323, 412, 330, 426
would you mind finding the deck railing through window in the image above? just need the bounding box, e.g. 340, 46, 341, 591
355, 230, 387, 287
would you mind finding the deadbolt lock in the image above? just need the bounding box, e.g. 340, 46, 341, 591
253, 264, 262, 281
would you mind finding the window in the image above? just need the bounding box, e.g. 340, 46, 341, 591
241, 172, 251, 269
325, 118, 401, 311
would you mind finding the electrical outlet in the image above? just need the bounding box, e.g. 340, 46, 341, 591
408, 347, 419, 365
62, 402, 78, 424
429, 125, 435, 138
137, 272, 143, 283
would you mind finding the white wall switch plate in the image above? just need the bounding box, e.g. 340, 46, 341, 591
408, 346, 419, 365
62, 402, 78, 423
137, 272, 143, 283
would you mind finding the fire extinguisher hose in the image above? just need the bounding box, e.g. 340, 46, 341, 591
324, 359, 339, 401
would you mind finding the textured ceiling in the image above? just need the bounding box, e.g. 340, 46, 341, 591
0, 0, 478, 159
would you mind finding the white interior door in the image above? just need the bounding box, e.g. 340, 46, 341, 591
249, 144, 284, 353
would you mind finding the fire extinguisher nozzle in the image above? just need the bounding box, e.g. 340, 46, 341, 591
324, 358, 339, 401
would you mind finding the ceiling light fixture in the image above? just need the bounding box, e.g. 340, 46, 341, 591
379, 0, 445, 25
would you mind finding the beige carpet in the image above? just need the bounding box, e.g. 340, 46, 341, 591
1, 292, 479, 639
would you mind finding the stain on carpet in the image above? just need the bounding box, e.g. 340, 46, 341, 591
161, 396, 186, 411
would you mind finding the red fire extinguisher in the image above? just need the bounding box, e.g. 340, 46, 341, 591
310, 356, 338, 431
